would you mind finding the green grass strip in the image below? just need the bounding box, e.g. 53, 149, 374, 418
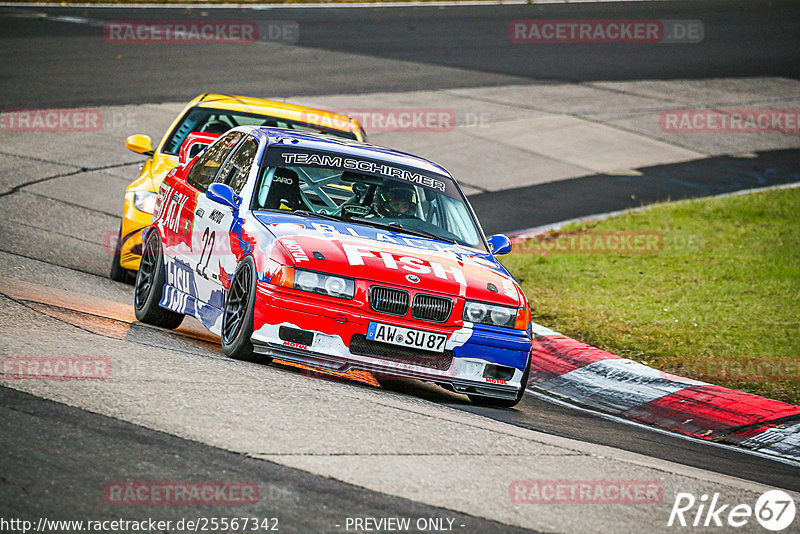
504, 186, 800, 405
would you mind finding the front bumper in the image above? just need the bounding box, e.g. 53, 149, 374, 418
253, 341, 521, 400
251, 282, 532, 400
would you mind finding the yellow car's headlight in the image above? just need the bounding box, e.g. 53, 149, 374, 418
133, 191, 157, 214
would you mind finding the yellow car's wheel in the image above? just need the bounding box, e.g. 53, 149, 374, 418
110, 223, 134, 284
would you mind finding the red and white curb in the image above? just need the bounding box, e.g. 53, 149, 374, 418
525, 322, 800, 462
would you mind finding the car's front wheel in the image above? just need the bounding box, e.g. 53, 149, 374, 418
133, 231, 184, 329
468, 354, 531, 408
221, 256, 272, 364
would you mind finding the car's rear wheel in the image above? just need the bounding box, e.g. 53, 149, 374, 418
222, 256, 272, 364
468, 354, 531, 408
110, 223, 134, 284
134, 231, 183, 329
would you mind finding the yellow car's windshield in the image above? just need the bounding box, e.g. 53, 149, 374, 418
161, 107, 357, 155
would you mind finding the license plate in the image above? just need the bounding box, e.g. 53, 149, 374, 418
366, 322, 448, 353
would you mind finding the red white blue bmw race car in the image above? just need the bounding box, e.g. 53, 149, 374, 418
134, 127, 533, 407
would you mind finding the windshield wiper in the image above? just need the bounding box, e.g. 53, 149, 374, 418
351, 218, 457, 244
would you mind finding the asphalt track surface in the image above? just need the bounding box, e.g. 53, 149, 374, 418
2, 1, 800, 531
0, 0, 799, 107
0, 386, 533, 533
474, 148, 800, 235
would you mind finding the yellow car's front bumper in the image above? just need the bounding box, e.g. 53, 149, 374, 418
115, 153, 179, 273
118, 191, 155, 271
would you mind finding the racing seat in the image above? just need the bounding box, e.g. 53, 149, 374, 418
263, 168, 305, 211
202, 121, 231, 134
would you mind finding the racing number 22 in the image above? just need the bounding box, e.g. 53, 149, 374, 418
197, 228, 215, 279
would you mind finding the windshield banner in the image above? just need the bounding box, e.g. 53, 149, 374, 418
264, 148, 459, 197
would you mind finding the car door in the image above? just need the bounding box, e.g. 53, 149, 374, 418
159, 130, 245, 322
192, 134, 260, 304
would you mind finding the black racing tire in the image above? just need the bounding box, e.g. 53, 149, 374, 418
133, 231, 184, 329
468, 353, 531, 408
221, 256, 272, 364
110, 223, 134, 284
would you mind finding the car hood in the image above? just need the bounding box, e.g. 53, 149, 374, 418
252, 212, 524, 306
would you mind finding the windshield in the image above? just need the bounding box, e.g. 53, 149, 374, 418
252, 151, 485, 250
161, 107, 357, 156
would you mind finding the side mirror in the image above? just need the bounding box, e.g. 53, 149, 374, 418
125, 134, 154, 156
206, 183, 241, 211
179, 132, 221, 165
488, 234, 513, 255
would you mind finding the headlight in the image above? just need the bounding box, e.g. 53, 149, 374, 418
463, 300, 525, 329
133, 191, 157, 214
295, 270, 320, 292
273, 267, 354, 299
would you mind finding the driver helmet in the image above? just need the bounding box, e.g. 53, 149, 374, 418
373, 183, 418, 218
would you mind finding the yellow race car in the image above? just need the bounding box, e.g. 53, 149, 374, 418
111, 93, 366, 282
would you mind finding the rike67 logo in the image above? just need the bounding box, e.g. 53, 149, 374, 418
668, 490, 796, 531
